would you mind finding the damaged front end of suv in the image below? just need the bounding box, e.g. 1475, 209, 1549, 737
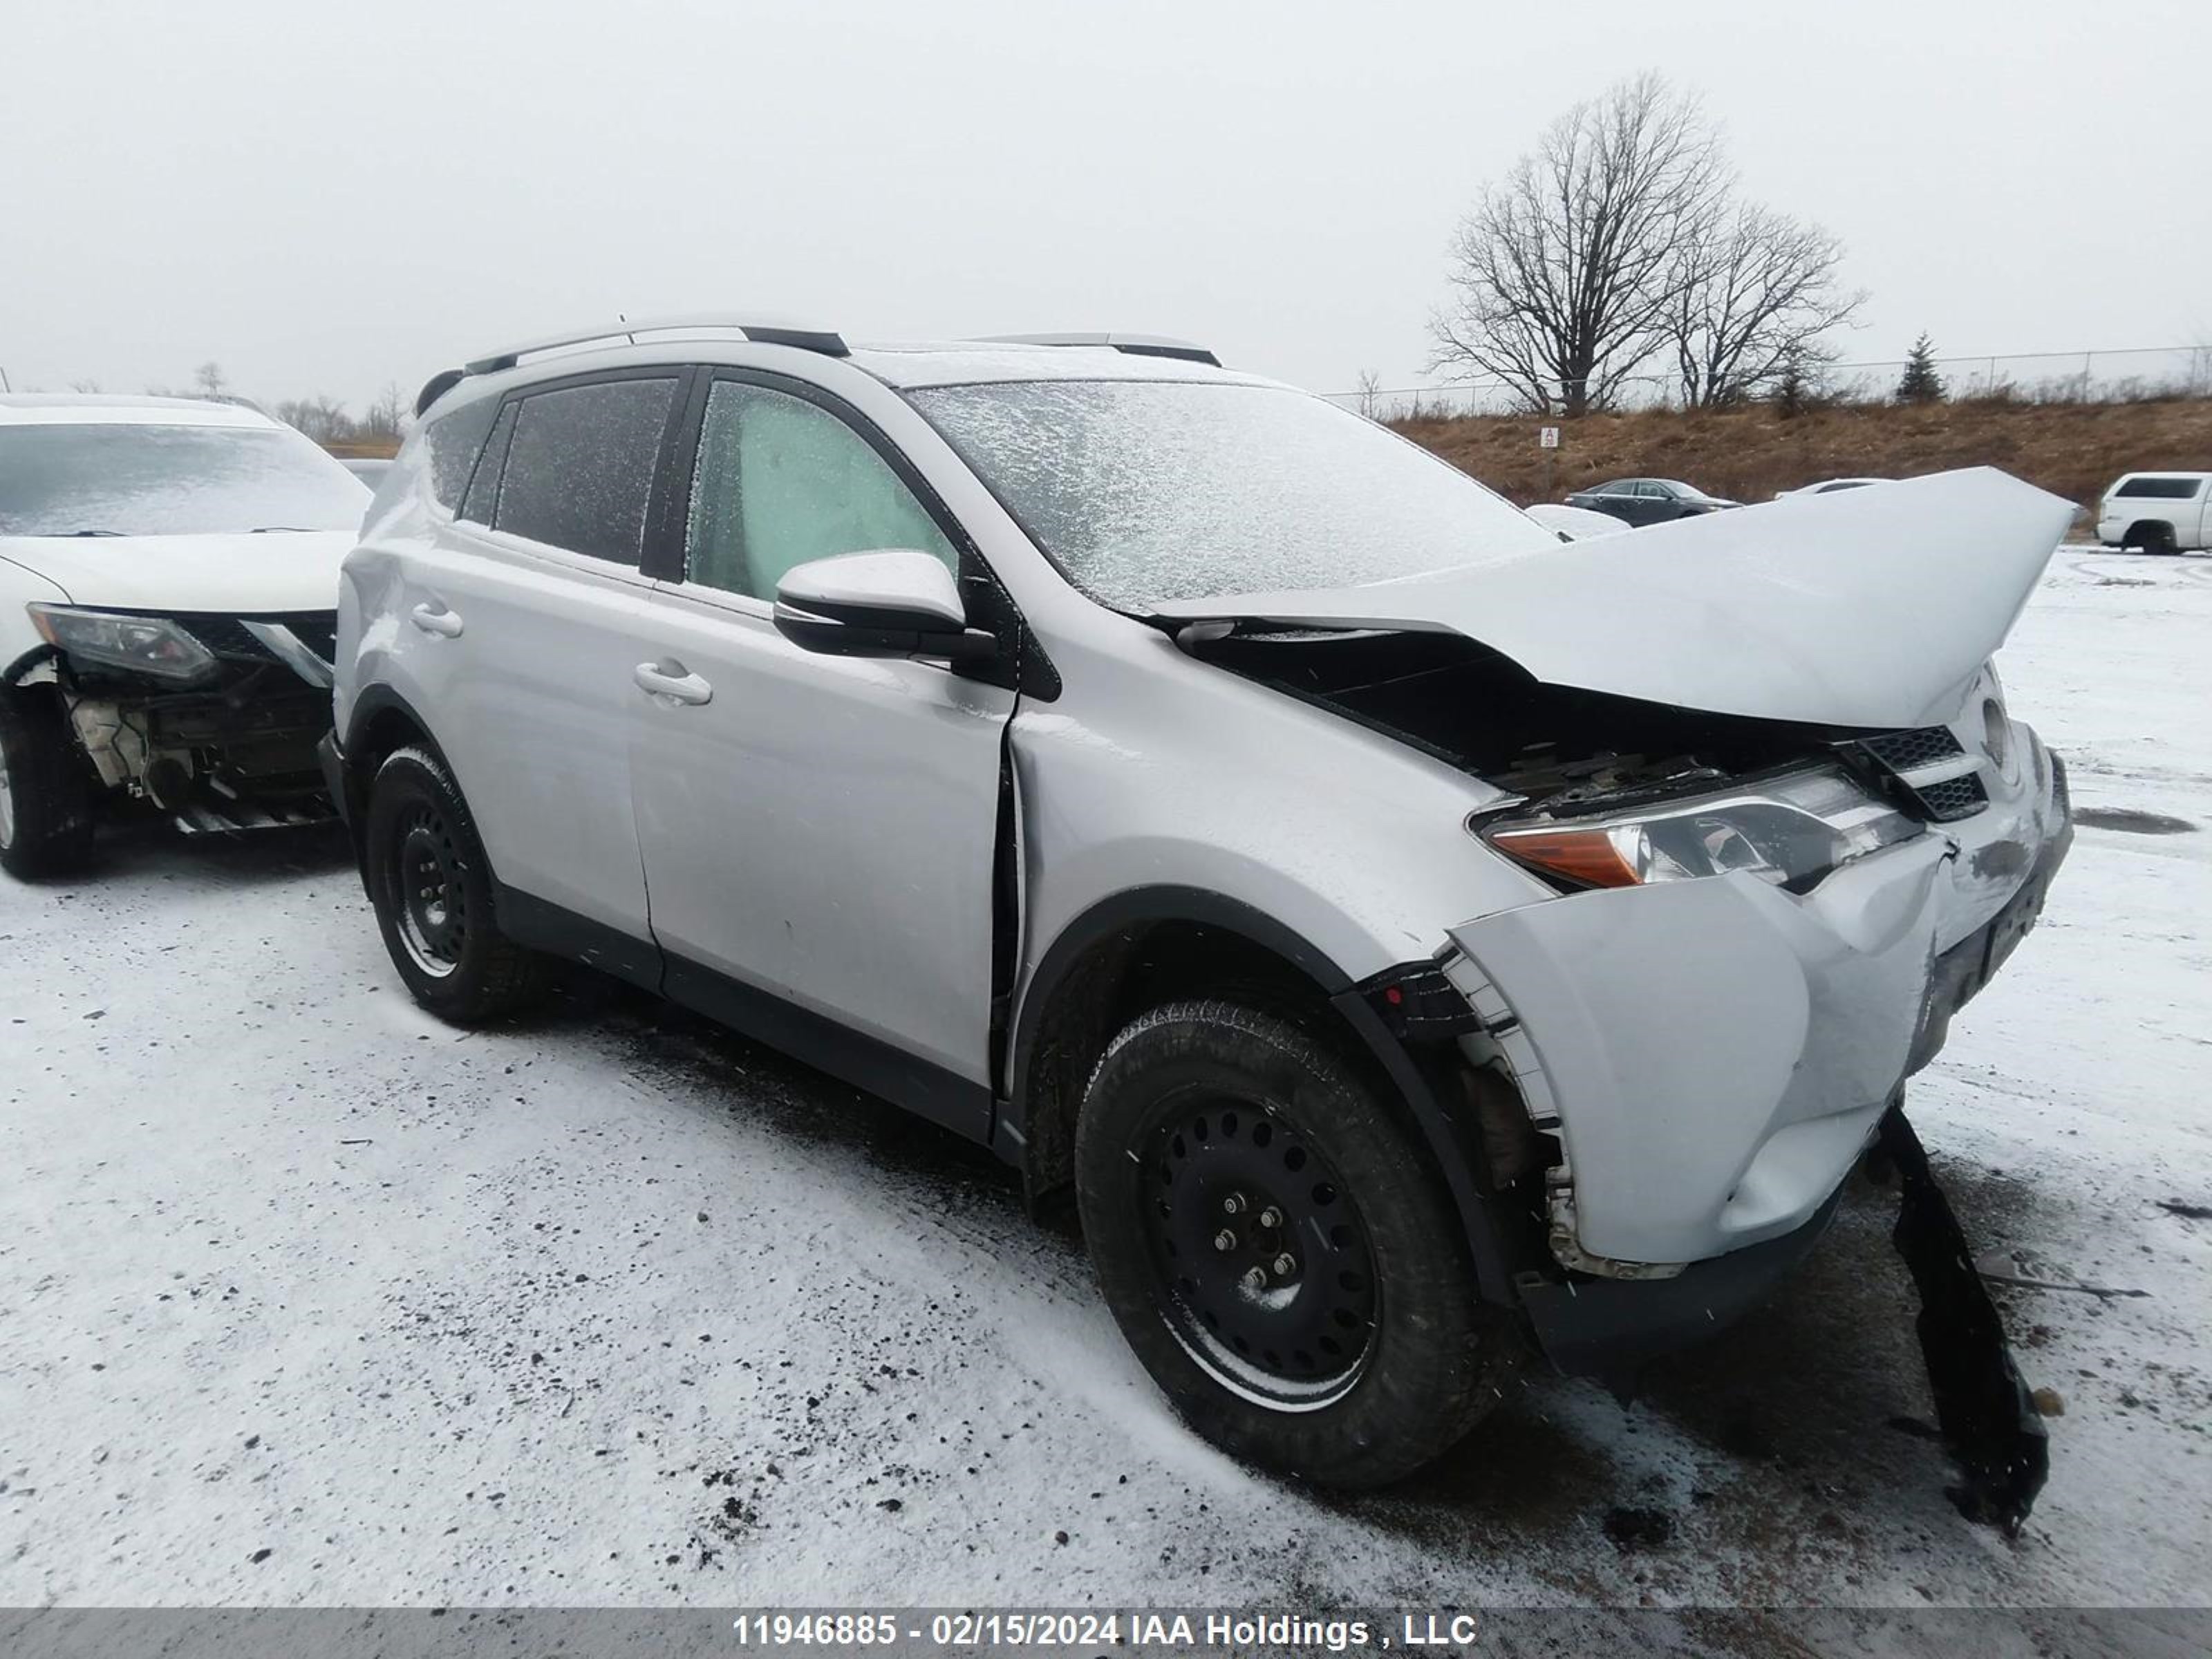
17, 603, 339, 833
0, 396, 368, 874
1154, 469, 2075, 1530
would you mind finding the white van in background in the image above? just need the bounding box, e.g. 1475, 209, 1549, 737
2097, 473, 2211, 553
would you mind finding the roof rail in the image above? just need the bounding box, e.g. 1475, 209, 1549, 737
418, 315, 849, 415
980, 332, 1221, 368
464, 314, 848, 375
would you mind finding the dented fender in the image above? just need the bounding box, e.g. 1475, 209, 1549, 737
1444, 836, 1953, 1267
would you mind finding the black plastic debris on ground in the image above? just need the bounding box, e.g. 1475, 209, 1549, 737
1602, 1506, 1674, 1552
1878, 1104, 2049, 1535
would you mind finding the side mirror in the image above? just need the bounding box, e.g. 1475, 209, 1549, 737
771, 550, 997, 663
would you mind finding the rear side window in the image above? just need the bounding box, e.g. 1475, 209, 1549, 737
493, 377, 679, 563
2113, 476, 2204, 500
421, 395, 501, 510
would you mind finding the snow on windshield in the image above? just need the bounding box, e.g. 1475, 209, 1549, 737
0, 423, 368, 537
908, 380, 1555, 608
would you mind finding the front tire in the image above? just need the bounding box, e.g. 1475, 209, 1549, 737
0, 688, 97, 879
1075, 1000, 1519, 1488
363, 744, 549, 1022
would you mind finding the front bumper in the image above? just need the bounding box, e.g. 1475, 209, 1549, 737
1445, 733, 2071, 1278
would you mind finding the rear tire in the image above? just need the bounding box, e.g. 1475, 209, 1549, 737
1075, 1000, 1520, 1488
0, 688, 98, 879
2128, 522, 2177, 554
363, 744, 550, 1022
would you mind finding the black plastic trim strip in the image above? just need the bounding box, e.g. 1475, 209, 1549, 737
489, 880, 993, 1144
660, 957, 993, 1143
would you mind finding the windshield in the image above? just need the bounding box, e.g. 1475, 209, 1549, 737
0, 422, 369, 536
908, 380, 1556, 608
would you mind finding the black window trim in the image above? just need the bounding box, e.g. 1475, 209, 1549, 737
460, 364, 697, 571
659, 365, 1056, 698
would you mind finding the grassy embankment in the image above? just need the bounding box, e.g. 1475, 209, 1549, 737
1396, 396, 2212, 517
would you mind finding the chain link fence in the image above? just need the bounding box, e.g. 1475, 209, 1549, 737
1328, 344, 2212, 421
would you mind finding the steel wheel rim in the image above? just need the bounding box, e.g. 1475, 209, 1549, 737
0, 745, 15, 850
1143, 1094, 1378, 1410
390, 802, 466, 978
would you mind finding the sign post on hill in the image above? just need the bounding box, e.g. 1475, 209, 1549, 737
1539, 424, 1559, 503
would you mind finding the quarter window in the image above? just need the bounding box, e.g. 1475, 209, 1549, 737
422, 395, 500, 511
493, 378, 679, 563
684, 380, 957, 601
459, 402, 516, 525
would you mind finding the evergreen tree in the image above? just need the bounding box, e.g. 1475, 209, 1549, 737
1895, 333, 1945, 403
1772, 345, 1812, 418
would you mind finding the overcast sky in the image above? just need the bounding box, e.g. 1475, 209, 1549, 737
4, 0, 2206, 413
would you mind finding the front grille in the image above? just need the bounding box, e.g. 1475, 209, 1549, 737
173, 612, 337, 687
1847, 724, 1989, 823
1914, 774, 1989, 821
1859, 726, 1964, 772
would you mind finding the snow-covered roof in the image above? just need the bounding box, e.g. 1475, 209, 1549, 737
848, 340, 1279, 391
0, 393, 278, 429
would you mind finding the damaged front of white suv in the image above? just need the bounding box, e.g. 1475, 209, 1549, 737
1149, 467, 2074, 1530
0, 396, 368, 875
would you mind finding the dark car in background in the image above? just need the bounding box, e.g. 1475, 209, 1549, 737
1565, 477, 1740, 527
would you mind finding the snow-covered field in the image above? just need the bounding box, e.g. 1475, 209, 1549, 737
1, 551, 2207, 1617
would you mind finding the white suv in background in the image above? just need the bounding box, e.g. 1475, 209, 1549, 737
2096, 471, 2210, 553
0, 395, 367, 875
326, 318, 2073, 1516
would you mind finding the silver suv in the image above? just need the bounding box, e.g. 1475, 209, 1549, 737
326, 318, 2075, 1498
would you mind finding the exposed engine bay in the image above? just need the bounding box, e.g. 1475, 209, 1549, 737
1185, 625, 1920, 816
28, 611, 337, 833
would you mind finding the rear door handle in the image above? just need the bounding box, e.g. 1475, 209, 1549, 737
633, 660, 713, 706
410, 601, 464, 638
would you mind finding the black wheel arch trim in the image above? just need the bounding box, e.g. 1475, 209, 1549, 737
1002, 884, 1524, 1306
331, 684, 458, 868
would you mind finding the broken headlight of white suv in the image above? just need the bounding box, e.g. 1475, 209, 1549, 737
28, 603, 220, 684
1481, 762, 1921, 894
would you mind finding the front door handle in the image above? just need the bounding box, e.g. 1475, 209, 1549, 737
410, 601, 464, 638
633, 660, 713, 706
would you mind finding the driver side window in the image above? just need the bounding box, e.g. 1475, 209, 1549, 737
684, 380, 958, 601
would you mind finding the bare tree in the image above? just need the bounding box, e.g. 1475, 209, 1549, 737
1430, 73, 1727, 415
361, 380, 406, 442
1666, 203, 1863, 407
1354, 368, 1384, 421
273, 395, 355, 445
194, 361, 228, 399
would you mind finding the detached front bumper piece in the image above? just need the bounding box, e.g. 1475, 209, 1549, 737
1879, 1105, 2048, 1533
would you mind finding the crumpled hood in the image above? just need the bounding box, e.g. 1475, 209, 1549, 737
0, 530, 355, 615
1154, 468, 2074, 729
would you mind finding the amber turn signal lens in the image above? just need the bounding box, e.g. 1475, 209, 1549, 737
1488, 825, 1641, 889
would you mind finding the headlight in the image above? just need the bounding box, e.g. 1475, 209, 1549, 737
1483, 765, 1920, 894
28, 604, 218, 683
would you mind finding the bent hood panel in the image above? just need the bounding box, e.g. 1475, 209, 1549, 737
0, 531, 356, 615
1156, 468, 2074, 729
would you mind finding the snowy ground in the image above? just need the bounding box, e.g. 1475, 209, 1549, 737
1, 551, 2207, 1620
